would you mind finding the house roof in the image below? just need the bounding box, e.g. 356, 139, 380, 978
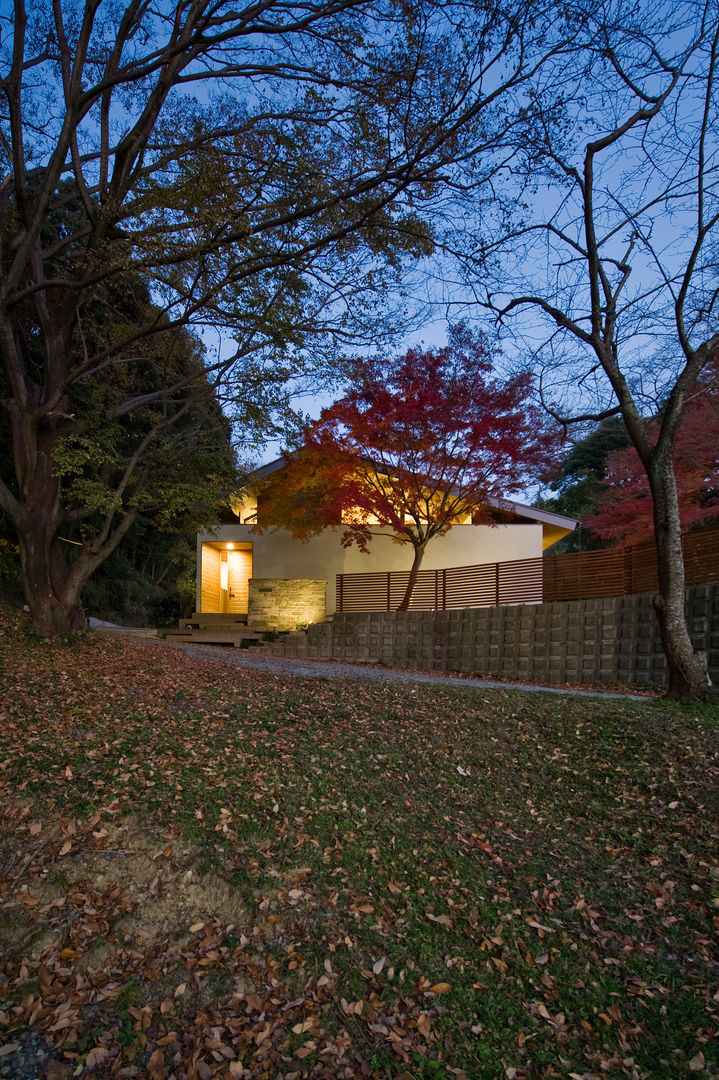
250, 456, 292, 482
248, 456, 578, 535
485, 495, 577, 531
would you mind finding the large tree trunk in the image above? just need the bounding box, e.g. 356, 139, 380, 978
12, 479, 138, 637
3, 401, 88, 635
397, 543, 427, 611
18, 526, 88, 636
648, 462, 712, 700
3, 403, 97, 637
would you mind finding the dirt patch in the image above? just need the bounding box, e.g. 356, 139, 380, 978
1, 818, 267, 1075
11, 820, 252, 954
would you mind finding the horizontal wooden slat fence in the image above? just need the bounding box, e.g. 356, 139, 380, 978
544, 525, 719, 602
336, 557, 543, 612
335, 525, 719, 612
543, 546, 642, 602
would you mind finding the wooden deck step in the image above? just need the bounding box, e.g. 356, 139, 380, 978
177, 613, 249, 631
166, 629, 263, 646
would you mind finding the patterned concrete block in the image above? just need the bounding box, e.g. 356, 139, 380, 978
260, 582, 719, 689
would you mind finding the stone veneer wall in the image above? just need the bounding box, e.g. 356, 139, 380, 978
247, 579, 326, 632
260, 583, 719, 688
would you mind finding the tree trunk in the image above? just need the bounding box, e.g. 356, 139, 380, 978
397, 543, 427, 611
18, 526, 88, 636
648, 463, 712, 700
2, 385, 142, 636
1, 398, 87, 635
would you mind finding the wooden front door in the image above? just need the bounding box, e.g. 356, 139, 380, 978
227, 548, 252, 613
200, 544, 222, 612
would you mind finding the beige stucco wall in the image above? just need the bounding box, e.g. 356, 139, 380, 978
197, 523, 543, 615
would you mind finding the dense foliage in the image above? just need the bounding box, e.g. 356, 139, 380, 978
588, 382, 719, 546
0, 280, 239, 624
539, 418, 631, 552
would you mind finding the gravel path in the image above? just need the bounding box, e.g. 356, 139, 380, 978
98, 629, 651, 700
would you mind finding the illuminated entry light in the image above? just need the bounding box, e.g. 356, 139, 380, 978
220, 560, 228, 591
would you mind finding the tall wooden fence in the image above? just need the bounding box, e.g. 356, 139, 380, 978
335, 525, 719, 612
543, 525, 719, 602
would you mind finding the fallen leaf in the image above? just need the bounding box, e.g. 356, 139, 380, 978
146, 1048, 165, 1073
41, 1062, 72, 1080
426, 912, 453, 928
526, 919, 556, 934
85, 1047, 110, 1069
417, 1013, 432, 1038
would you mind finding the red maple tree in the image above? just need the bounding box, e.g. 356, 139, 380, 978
258, 328, 559, 609
588, 381, 719, 546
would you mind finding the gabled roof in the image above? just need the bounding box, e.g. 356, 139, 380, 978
485, 495, 577, 531
250, 456, 290, 482
248, 456, 578, 535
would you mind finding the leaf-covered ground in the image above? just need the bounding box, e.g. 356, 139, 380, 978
0, 607, 717, 1080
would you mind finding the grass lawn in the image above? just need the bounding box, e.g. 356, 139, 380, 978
0, 607, 717, 1080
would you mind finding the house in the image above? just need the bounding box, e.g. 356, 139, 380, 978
195, 458, 577, 629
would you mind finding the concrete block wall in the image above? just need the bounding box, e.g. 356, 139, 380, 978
247, 579, 326, 633
259, 583, 719, 689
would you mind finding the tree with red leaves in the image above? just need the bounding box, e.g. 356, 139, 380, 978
588, 384, 719, 546
258, 327, 558, 609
